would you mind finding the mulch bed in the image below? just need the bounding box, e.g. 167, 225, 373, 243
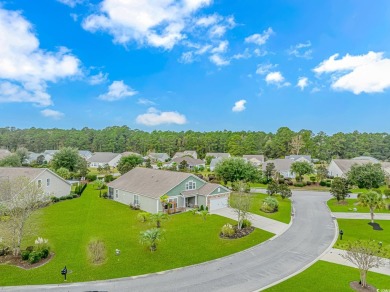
350, 281, 377, 292
0, 253, 54, 270
220, 226, 255, 239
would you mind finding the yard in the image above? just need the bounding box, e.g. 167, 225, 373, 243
231, 193, 292, 224
334, 219, 390, 258
327, 198, 390, 213
264, 260, 390, 292
0, 185, 273, 286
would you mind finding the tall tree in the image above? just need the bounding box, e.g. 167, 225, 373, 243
289, 135, 304, 155
330, 177, 349, 202
51, 147, 81, 172
230, 182, 251, 230
357, 191, 385, 223
347, 163, 386, 189
291, 161, 314, 182
214, 157, 258, 184
117, 154, 143, 175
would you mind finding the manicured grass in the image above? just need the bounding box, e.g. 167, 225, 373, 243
327, 198, 390, 213
350, 186, 388, 194
232, 193, 291, 224
0, 185, 273, 286
265, 260, 390, 292
334, 219, 390, 258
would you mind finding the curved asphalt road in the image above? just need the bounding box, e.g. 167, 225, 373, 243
1, 191, 336, 292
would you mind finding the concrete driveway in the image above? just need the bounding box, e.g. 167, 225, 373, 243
1, 191, 336, 292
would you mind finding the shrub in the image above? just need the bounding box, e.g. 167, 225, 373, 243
137, 212, 150, 222
319, 181, 327, 186
221, 223, 235, 237
293, 183, 305, 187
59, 196, 66, 201
72, 194, 78, 198
199, 205, 204, 211
261, 196, 279, 213
88, 240, 106, 265
310, 176, 316, 183
40, 248, 49, 259
104, 174, 114, 182
373, 188, 382, 194
21, 250, 31, 261
326, 182, 331, 187
28, 251, 42, 264
384, 189, 390, 199
278, 178, 285, 184
86, 174, 97, 181
241, 219, 252, 228
101, 191, 108, 199
306, 181, 312, 186
50, 196, 59, 203
129, 203, 140, 210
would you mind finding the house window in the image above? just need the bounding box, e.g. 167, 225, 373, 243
115, 190, 118, 198
46, 178, 50, 187
218, 187, 220, 192
37, 180, 42, 188
134, 195, 139, 205
185, 180, 196, 190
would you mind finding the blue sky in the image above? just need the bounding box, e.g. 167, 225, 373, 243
1, 0, 390, 133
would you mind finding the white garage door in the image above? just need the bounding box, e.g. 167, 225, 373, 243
209, 196, 228, 211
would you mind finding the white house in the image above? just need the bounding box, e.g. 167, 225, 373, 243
87, 152, 122, 168
146, 153, 170, 163
0, 167, 71, 198
243, 155, 265, 167
263, 159, 296, 178
166, 156, 205, 170
328, 158, 389, 178
172, 150, 198, 159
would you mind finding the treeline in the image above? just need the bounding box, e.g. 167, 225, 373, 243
1, 126, 390, 161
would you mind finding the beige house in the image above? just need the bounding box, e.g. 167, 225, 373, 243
172, 151, 198, 159
108, 167, 230, 213
0, 167, 71, 198
87, 152, 122, 168
243, 155, 265, 167
328, 157, 390, 177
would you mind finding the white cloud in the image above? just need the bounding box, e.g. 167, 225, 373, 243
232, 99, 246, 112
265, 71, 290, 87
232, 48, 251, 60
89, 72, 108, 85
253, 48, 267, 57
99, 80, 138, 101
314, 51, 390, 94
288, 41, 312, 59
256, 63, 275, 75
245, 28, 274, 46
137, 98, 156, 106
211, 41, 229, 53
297, 77, 309, 90
57, 0, 84, 7
41, 109, 65, 120
136, 107, 187, 126
209, 54, 230, 66
196, 14, 221, 27
0, 8, 81, 106
82, 0, 213, 50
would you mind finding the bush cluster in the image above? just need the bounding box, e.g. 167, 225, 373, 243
261, 196, 279, 213
21, 237, 50, 264
221, 223, 235, 237
241, 219, 252, 228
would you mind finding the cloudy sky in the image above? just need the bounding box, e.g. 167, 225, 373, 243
1, 0, 390, 133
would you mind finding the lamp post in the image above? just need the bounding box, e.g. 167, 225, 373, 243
61, 266, 68, 281
339, 230, 344, 240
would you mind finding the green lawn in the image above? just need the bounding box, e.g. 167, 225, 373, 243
334, 219, 390, 258
0, 185, 273, 286
350, 186, 388, 194
327, 198, 390, 213
232, 193, 291, 224
265, 260, 390, 292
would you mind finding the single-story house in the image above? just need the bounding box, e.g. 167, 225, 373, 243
263, 159, 296, 178
167, 156, 205, 170
78, 150, 93, 160
172, 150, 198, 159
0, 149, 11, 160
209, 157, 223, 171
0, 167, 71, 198
328, 158, 390, 177
243, 155, 265, 167
122, 151, 142, 157
25, 152, 53, 164
285, 155, 312, 163
107, 167, 230, 213
147, 153, 170, 163
87, 152, 122, 168
205, 152, 231, 159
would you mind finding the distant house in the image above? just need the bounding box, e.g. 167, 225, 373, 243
147, 153, 170, 163
243, 155, 265, 167
172, 150, 198, 159
122, 151, 142, 157
263, 159, 296, 178
328, 158, 389, 178
44, 150, 59, 156
209, 157, 223, 171
26, 152, 52, 164
205, 153, 231, 159
0, 149, 11, 160
108, 167, 230, 213
87, 152, 122, 168
0, 167, 71, 198
285, 155, 312, 162
167, 156, 205, 170
78, 150, 93, 160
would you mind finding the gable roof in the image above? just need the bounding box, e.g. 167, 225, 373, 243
352, 156, 379, 163
87, 152, 121, 163
210, 157, 223, 167
171, 156, 204, 166
0, 167, 71, 185
108, 167, 199, 199
122, 151, 142, 157
263, 159, 294, 172
332, 159, 380, 175
205, 152, 231, 159
243, 155, 264, 162
78, 150, 93, 159
285, 155, 311, 161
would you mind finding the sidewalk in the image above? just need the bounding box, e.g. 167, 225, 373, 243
211, 207, 289, 235
333, 212, 390, 220
321, 248, 390, 276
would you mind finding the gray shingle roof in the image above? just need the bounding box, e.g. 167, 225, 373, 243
262, 159, 294, 172
0, 167, 45, 181
243, 155, 264, 162
87, 152, 121, 163
333, 159, 380, 174
205, 153, 231, 158
285, 155, 311, 161
108, 167, 196, 199
171, 156, 204, 166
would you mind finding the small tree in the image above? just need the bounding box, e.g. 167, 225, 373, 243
279, 183, 292, 199
266, 180, 279, 196
51, 147, 80, 172
199, 209, 209, 221
140, 228, 164, 252
342, 240, 389, 288
214, 158, 258, 184
159, 194, 169, 213
150, 212, 168, 228
117, 154, 143, 175
56, 167, 71, 180
347, 163, 386, 189
265, 163, 276, 183
316, 164, 328, 182
229, 181, 251, 230
357, 191, 385, 223
15, 147, 29, 164
291, 161, 314, 182
0, 154, 22, 167
330, 177, 349, 202
178, 160, 189, 171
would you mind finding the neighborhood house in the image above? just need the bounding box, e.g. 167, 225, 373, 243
87, 152, 122, 168
108, 167, 230, 213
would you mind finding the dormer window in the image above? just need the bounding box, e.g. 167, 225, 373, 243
185, 180, 196, 190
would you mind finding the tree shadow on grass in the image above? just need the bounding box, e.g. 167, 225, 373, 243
368, 222, 383, 231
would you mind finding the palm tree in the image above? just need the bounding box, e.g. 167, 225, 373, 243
150, 212, 168, 228
159, 195, 169, 213
358, 191, 385, 223
139, 228, 163, 252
